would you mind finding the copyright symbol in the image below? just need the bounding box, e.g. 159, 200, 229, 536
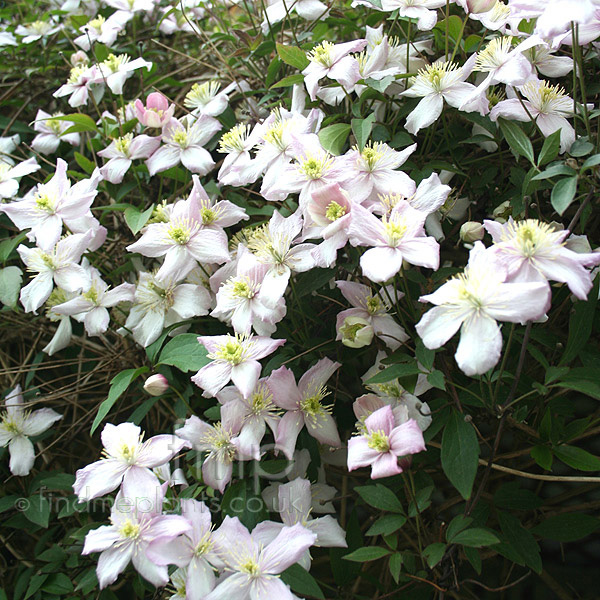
15, 498, 29, 511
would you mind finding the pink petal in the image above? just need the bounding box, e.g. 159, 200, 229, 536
370, 452, 403, 479
259, 523, 317, 574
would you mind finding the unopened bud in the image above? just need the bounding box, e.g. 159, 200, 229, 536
70, 50, 89, 67
143, 374, 169, 396
492, 200, 511, 223
339, 316, 374, 348
460, 221, 485, 243
466, 0, 497, 13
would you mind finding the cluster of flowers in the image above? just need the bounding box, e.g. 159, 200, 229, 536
1, 0, 600, 595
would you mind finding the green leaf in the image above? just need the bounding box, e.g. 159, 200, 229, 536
351, 113, 376, 152
415, 340, 435, 372
343, 547, 391, 562
554, 444, 600, 471
537, 129, 561, 166
445, 515, 473, 542
581, 153, 600, 172
531, 513, 600, 542
493, 482, 542, 510
23, 494, 51, 528
423, 543, 446, 568
498, 118, 535, 165
441, 410, 479, 500
356, 484, 404, 513
366, 514, 407, 536
158, 333, 210, 372
0, 232, 26, 263
551, 176, 577, 215
451, 528, 500, 547
569, 139, 594, 157
41, 574, 74, 595
124, 204, 154, 235
497, 511, 542, 573
48, 113, 98, 134
90, 367, 149, 434
280, 564, 325, 600
365, 362, 421, 385
270, 74, 305, 89
318, 124, 351, 156
74, 151, 95, 174
531, 164, 576, 180
554, 378, 600, 400
276, 43, 309, 70
0, 266, 22, 308
427, 369, 445, 390
221, 480, 268, 530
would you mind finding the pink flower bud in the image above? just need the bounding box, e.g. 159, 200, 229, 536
135, 92, 175, 128
143, 374, 169, 396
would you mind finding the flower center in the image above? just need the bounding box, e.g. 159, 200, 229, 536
119, 519, 141, 539
88, 15, 106, 31
168, 225, 192, 245
82, 285, 100, 305
359, 143, 385, 171
366, 296, 381, 315
200, 207, 217, 225
297, 154, 333, 180
35, 193, 56, 214
383, 216, 408, 246
115, 133, 133, 155
184, 81, 221, 108
475, 37, 513, 72
300, 384, 332, 422
45, 116, 62, 134
325, 201, 346, 222
340, 321, 367, 342
103, 53, 128, 73
219, 124, 249, 154
232, 279, 255, 299
239, 559, 261, 577
308, 41, 334, 67
367, 430, 391, 453
172, 129, 189, 148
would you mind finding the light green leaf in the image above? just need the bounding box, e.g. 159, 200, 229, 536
0, 266, 22, 308
551, 176, 577, 215
537, 129, 561, 166
124, 204, 154, 235
0, 233, 26, 262
351, 113, 376, 152
365, 362, 421, 385
47, 113, 99, 134
318, 124, 351, 156
276, 43, 309, 70
270, 74, 304, 89
158, 333, 210, 372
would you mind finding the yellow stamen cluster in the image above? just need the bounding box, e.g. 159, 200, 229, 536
475, 37, 513, 72
307, 41, 335, 68
325, 201, 347, 222
115, 133, 133, 155
297, 154, 333, 180
184, 81, 221, 108
219, 124, 250, 154
367, 430, 391, 453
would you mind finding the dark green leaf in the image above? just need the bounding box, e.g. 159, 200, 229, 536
90, 367, 149, 434
365, 362, 421, 384
550, 176, 577, 215
343, 547, 390, 562
554, 379, 600, 400
0, 233, 26, 263
41, 574, 74, 595
23, 495, 51, 528
158, 334, 210, 372
356, 484, 404, 513
276, 43, 309, 70
441, 410, 479, 500
423, 543, 446, 568
366, 514, 407, 536
532, 513, 600, 542
554, 444, 600, 471
494, 482, 542, 510
48, 113, 98, 133
74, 151, 95, 174
498, 118, 535, 164
280, 564, 325, 600
531, 165, 576, 180
445, 515, 473, 542
451, 528, 500, 547
221, 480, 268, 530
389, 553, 403, 582
497, 511, 542, 573
537, 130, 561, 166
427, 370, 445, 390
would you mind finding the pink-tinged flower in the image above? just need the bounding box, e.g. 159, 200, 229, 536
134, 92, 175, 128
126, 191, 230, 283
104, 0, 155, 15
206, 517, 316, 600
302, 39, 367, 101
98, 133, 161, 183
211, 246, 285, 336
261, 0, 330, 34
147, 499, 223, 599
268, 358, 342, 459
193, 334, 286, 398
184, 80, 249, 118
0, 159, 98, 251
338, 142, 416, 205
347, 405, 426, 479
304, 183, 354, 268
401, 58, 485, 134
146, 115, 221, 176
82, 481, 190, 589
416, 242, 551, 376
93, 53, 152, 95
524, 46, 573, 78
335, 280, 408, 350
348, 201, 440, 282
484, 218, 600, 300
124, 271, 212, 347
52, 265, 135, 336
217, 123, 264, 186
32, 110, 80, 155
216, 378, 281, 459
176, 415, 241, 493
53, 64, 100, 108
73, 422, 191, 501
74, 12, 129, 51
377, 0, 446, 29
530, 0, 597, 39
15, 19, 61, 44
246, 209, 317, 307
17, 232, 92, 314
490, 80, 576, 153
0, 157, 40, 199
0, 385, 62, 476
253, 478, 346, 570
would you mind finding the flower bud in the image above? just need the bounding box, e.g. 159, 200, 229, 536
466, 0, 497, 13
143, 374, 169, 396
460, 221, 485, 243
339, 316, 374, 348
70, 50, 89, 67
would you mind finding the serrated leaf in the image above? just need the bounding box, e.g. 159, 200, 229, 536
498, 118, 535, 165
276, 43, 309, 70
280, 564, 325, 600
0, 266, 22, 308
551, 176, 577, 215
554, 444, 600, 471
124, 204, 154, 235
351, 113, 376, 152
158, 333, 210, 372
90, 367, 149, 434
343, 547, 390, 562
356, 484, 404, 513
531, 513, 600, 542
451, 528, 500, 547
318, 124, 351, 156
441, 410, 479, 500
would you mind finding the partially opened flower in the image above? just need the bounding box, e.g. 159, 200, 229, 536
0, 385, 62, 476
134, 91, 175, 128
415, 242, 551, 376
73, 422, 191, 501
347, 405, 425, 479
